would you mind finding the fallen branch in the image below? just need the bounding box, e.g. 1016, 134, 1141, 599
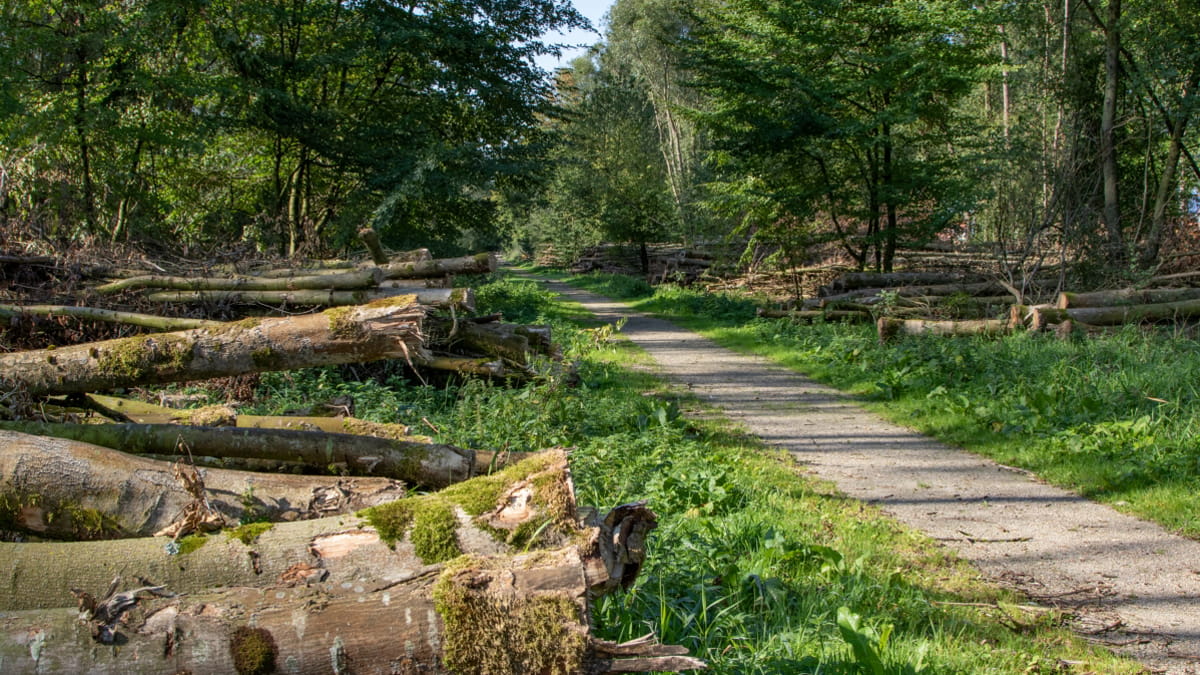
0, 304, 224, 331
146, 286, 475, 310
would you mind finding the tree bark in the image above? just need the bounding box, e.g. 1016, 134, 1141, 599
145, 287, 474, 311
0, 421, 472, 489
0, 300, 426, 397
0, 304, 224, 331
1099, 0, 1124, 264
877, 317, 1010, 342
0, 430, 406, 540
95, 268, 384, 295
381, 252, 497, 279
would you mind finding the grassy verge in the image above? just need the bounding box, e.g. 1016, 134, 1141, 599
233, 273, 1141, 673
561, 270, 1200, 540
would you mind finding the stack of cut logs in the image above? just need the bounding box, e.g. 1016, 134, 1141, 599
570, 243, 723, 285
0, 233, 705, 673
757, 268, 1200, 342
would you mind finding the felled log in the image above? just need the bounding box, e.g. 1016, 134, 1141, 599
0, 430, 405, 540
381, 252, 497, 279
0, 450, 577, 610
877, 317, 1010, 342
0, 299, 426, 397
0, 421, 472, 488
1056, 287, 1200, 308
1017, 299, 1200, 329
0, 304, 224, 331
756, 308, 872, 322
439, 321, 556, 366
251, 249, 434, 278
145, 286, 475, 310
94, 267, 384, 295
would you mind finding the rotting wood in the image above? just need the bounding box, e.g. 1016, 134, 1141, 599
0, 421, 472, 488
0, 304, 224, 331
145, 286, 474, 311
0, 449, 580, 610
94, 267, 384, 295
0, 299, 427, 397
877, 317, 1010, 342
0, 430, 405, 540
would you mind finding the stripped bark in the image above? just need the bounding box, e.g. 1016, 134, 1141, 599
0, 421, 472, 488
0, 299, 426, 397
146, 286, 474, 311
95, 267, 384, 295
0, 430, 405, 540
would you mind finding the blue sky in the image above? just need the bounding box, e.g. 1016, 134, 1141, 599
534, 0, 615, 72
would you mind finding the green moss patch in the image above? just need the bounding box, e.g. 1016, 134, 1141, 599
226, 521, 274, 545
409, 499, 462, 563
96, 335, 192, 379
325, 306, 364, 340
230, 626, 277, 675
175, 533, 209, 555
433, 562, 586, 675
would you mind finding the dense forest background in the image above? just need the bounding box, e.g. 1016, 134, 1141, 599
2, 0, 1198, 278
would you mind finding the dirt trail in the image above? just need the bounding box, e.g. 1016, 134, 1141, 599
539, 277, 1200, 674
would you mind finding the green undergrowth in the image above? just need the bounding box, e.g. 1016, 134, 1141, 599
229, 272, 1137, 673
565, 271, 1200, 539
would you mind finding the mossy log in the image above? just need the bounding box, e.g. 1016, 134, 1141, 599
877, 317, 1011, 342
0, 421, 472, 488
94, 267, 384, 295
381, 252, 497, 279
1056, 287, 1200, 308
145, 286, 474, 311
0, 299, 426, 397
0, 430, 406, 540
0, 304, 224, 331
0, 450, 580, 610
1017, 299, 1200, 330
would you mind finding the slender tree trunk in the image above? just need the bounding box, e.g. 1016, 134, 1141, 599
1100, 0, 1124, 264
1141, 67, 1199, 266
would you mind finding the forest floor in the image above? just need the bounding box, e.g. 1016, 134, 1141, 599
528, 273, 1200, 675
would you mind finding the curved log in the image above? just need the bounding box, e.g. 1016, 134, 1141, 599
0, 430, 405, 540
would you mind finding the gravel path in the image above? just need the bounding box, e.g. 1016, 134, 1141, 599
540, 277, 1200, 674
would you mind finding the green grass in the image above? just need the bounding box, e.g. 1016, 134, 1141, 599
562, 272, 1200, 540
229, 272, 1141, 673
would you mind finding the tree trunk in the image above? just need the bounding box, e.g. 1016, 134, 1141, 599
250, 249, 433, 278
95, 268, 384, 295
0, 304, 224, 331
381, 252, 497, 279
1057, 287, 1200, 308
437, 321, 557, 366
358, 226, 390, 265
0, 430, 405, 540
0, 301, 426, 397
756, 309, 872, 322
0, 421, 472, 488
1141, 66, 1199, 267
1100, 0, 1124, 264
0, 449, 578, 609
877, 317, 1010, 342
145, 287, 474, 311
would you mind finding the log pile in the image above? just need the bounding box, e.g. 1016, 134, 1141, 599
570, 243, 731, 285
0, 239, 703, 671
